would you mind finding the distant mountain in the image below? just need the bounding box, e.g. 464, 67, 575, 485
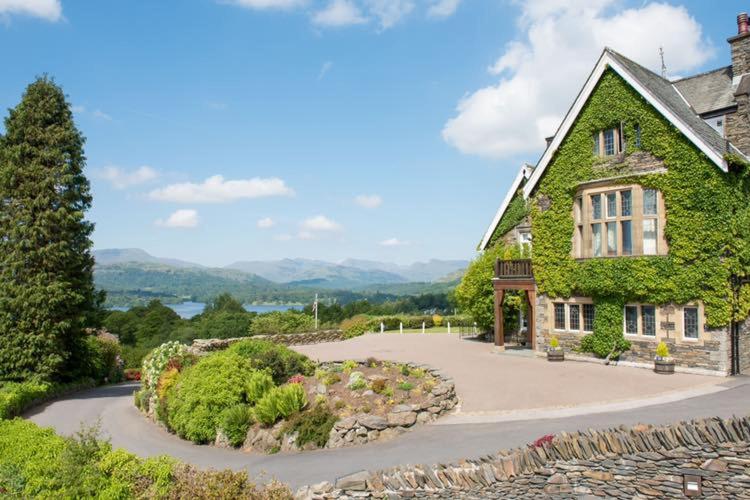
226, 258, 407, 289
93, 248, 203, 269
340, 258, 468, 282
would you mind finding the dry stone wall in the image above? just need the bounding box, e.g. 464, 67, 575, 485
296, 416, 750, 499
189, 330, 345, 355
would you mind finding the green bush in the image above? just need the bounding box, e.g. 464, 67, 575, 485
248, 310, 315, 335
281, 404, 338, 448
656, 341, 670, 358
165, 352, 259, 444
74, 335, 123, 383
397, 381, 414, 391
228, 339, 314, 384
120, 345, 150, 370
254, 384, 307, 427
219, 405, 254, 447
0, 419, 291, 498
247, 370, 275, 404
0, 379, 96, 420
341, 315, 370, 338
141, 341, 191, 392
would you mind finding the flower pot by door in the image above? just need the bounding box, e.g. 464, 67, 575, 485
547, 351, 564, 362
654, 359, 675, 374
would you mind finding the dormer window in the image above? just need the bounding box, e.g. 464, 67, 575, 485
593, 127, 622, 157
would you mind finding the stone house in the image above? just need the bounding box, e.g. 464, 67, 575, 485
479, 13, 750, 376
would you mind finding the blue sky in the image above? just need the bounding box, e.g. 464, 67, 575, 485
1, 0, 747, 266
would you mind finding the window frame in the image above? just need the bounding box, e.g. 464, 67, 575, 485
624, 305, 639, 336
553, 303, 566, 331
683, 306, 700, 341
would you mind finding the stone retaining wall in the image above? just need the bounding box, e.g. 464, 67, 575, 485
240, 361, 457, 453
189, 330, 346, 355
296, 416, 750, 499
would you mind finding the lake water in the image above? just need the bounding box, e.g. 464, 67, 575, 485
110, 301, 304, 319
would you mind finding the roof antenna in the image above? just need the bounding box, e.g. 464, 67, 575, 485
659, 46, 667, 78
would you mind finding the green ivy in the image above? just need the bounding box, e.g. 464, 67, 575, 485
524, 70, 750, 356
485, 191, 529, 249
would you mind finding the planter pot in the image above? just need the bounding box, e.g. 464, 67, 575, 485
654, 359, 675, 375
547, 350, 564, 362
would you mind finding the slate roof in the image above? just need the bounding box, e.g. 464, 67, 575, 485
672, 66, 736, 115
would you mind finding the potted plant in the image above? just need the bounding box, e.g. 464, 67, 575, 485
654, 341, 675, 374
547, 335, 564, 362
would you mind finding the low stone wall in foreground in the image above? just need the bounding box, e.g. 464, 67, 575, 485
297, 416, 750, 499
189, 330, 346, 355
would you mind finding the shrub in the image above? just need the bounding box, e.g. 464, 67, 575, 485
75, 335, 123, 383
366, 357, 379, 368
253, 392, 281, 427
432, 314, 443, 327
219, 405, 253, 447
346, 371, 365, 388
275, 383, 307, 418
410, 367, 426, 379
165, 352, 258, 444
0, 419, 291, 498
287, 374, 305, 385
0, 379, 96, 420
549, 336, 560, 349
656, 341, 670, 359
397, 381, 414, 391
156, 367, 180, 401
341, 360, 358, 373
120, 345, 150, 370
228, 339, 314, 385
124, 368, 141, 381
349, 378, 367, 390
340, 315, 370, 339
281, 404, 338, 448
248, 310, 315, 335
399, 364, 411, 376
323, 373, 341, 386
370, 379, 387, 394
141, 341, 190, 392
247, 371, 275, 404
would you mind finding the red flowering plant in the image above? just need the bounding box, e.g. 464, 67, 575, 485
124, 369, 141, 381
288, 374, 305, 385
532, 434, 554, 448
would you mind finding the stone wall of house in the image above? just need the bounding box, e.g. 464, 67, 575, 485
296, 416, 750, 499
189, 330, 345, 355
740, 316, 750, 374
533, 293, 731, 375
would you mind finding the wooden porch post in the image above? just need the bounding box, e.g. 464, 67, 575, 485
494, 286, 505, 349
526, 288, 536, 352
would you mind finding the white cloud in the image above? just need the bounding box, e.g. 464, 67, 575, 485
222, 0, 306, 10
365, 0, 414, 29
71, 105, 86, 114
92, 109, 112, 121
355, 194, 382, 208
313, 0, 366, 27
274, 233, 293, 241
155, 209, 199, 229
0, 0, 61, 21
427, 0, 460, 18
149, 175, 294, 203
301, 215, 342, 232
96, 165, 158, 189
380, 237, 408, 246
318, 61, 334, 80
442, 1, 714, 159
257, 217, 275, 228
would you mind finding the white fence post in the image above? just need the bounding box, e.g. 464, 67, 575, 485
380, 322, 384, 334
473, 322, 477, 335
447, 321, 451, 334
422, 321, 426, 334
400, 322, 403, 334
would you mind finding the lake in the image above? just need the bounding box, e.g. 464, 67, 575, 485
110, 301, 304, 319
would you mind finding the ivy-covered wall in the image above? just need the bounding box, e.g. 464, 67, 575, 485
486, 191, 529, 249
526, 70, 750, 357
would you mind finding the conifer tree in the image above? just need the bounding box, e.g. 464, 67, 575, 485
0, 77, 97, 381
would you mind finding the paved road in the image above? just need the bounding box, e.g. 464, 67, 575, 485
27, 377, 750, 490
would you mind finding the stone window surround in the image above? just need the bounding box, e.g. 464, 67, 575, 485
573, 182, 668, 259
550, 297, 594, 334
593, 127, 622, 157
622, 302, 707, 345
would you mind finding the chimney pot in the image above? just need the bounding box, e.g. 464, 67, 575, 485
738, 12, 749, 35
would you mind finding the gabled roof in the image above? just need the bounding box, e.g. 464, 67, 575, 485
522, 48, 745, 199
478, 164, 532, 251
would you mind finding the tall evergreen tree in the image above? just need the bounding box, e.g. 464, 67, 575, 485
0, 77, 97, 381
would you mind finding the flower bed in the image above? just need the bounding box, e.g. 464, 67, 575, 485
135, 340, 457, 454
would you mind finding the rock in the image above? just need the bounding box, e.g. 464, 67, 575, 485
583, 470, 613, 481
547, 473, 568, 484
367, 430, 380, 441
362, 390, 374, 397
391, 404, 413, 413
280, 432, 300, 452
416, 412, 432, 424
431, 383, 451, 396
701, 458, 728, 472
387, 411, 417, 427
355, 426, 368, 436
316, 383, 327, 395
335, 416, 358, 431
366, 374, 387, 382
346, 372, 365, 388
244, 427, 279, 454
336, 470, 370, 491
310, 481, 333, 494
214, 430, 232, 449
379, 427, 405, 441
358, 415, 388, 430
345, 429, 355, 442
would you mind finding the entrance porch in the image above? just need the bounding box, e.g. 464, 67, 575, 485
493, 259, 536, 351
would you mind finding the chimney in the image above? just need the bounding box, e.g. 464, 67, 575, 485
730, 12, 750, 77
